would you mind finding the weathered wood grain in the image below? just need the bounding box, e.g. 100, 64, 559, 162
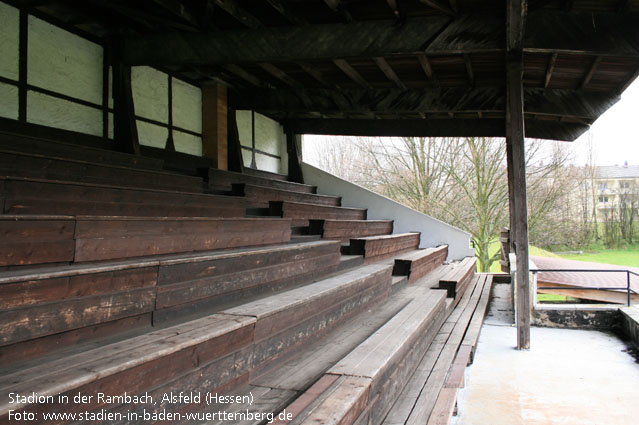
349, 232, 420, 263
208, 167, 316, 193
309, 219, 393, 242
393, 245, 448, 282
270, 200, 366, 227
233, 183, 341, 208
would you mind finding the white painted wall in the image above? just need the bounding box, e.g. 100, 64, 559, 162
301, 162, 475, 261
0, 2, 19, 81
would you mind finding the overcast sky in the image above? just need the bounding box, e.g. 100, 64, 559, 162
570, 79, 639, 166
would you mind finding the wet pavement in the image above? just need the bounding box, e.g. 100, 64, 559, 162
453, 282, 639, 425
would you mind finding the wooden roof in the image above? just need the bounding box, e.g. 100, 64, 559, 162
14, 0, 639, 141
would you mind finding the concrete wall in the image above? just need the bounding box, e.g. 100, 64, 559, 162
237, 110, 286, 174
620, 306, 639, 347
301, 162, 474, 260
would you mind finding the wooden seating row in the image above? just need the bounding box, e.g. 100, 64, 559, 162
438, 257, 477, 307
0, 240, 341, 367
0, 149, 203, 192
0, 126, 163, 170
348, 232, 421, 263
270, 200, 367, 227
0, 262, 393, 423
386, 274, 493, 425
308, 219, 394, 242
0, 177, 246, 218
207, 167, 317, 194
393, 245, 449, 283
232, 183, 341, 208
0, 215, 289, 267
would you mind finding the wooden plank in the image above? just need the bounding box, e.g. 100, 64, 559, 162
0, 314, 255, 416
460, 276, 493, 362
349, 233, 420, 263
0, 150, 203, 192
426, 387, 458, 425
404, 277, 486, 425
0, 287, 156, 346
296, 375, 371, 425
0, 266, 157, 310
309, 219, 393, 242
233, 183, 340, 208
443, 344, 473, 388
0, 129, 163, 170
0, 314, 151, 369
272, 375, 339, 424
226, 264, 392, 342
208, 167, 316, 193
393, 245, 448, 283
382, 277, 483, 425
270, 201, 367, 227
0, 217, 75, 266
73, 217, 291, 262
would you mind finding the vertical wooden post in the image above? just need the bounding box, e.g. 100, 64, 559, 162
111, 49, 140, 155
507, 0, 529, 350
507, 53, 530, 350
286, 129, 304, 184
202, 83, 228, 169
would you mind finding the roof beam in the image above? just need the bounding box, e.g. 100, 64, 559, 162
417, 54, 434, 80
297, 63, 332, 87
266, 0, 308, 26
211, 0, 263, 29
374, 57, 406, 89
121, 12, 639, 66
419, 0, 455, 16
333, 59, 371, 88
284, 117, 588, 140
464, 53, 474, 86
223, 64, 263, 86
386, 0, 404, 20
544, 52, 557, 88
324, 0, 353, 22
229, 86, 616, 120
580, 55, 602, 89
258, 63, 302, 87
150, 0, 200, 29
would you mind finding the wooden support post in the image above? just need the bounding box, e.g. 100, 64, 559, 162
226, 108, 244, 173
286, 129, 304, 184
112, 58, 140, 155
202, 83, 228, 169
507, 53, 530, 350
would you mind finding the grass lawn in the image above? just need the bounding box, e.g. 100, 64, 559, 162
559, 249, 639, 268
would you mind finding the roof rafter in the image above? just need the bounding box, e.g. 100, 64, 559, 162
211, 0, 263, 29
544, 53, 558, 88
374, 57, 406, 89
333, 59, 371, 88
266, 0, 308, 26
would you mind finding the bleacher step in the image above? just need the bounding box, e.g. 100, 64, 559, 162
308, 219, 394, 242
349, 232, 421, 263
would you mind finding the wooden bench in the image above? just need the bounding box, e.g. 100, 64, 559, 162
0, 150, 204, 192
270, 201, 367, 227
0, 128, 163, 170
0, 177, 246, 218
0, 240, 341, 366
207, 167, 317, 194
0, 215, 288, 267
233, 183, 341, 209
0, 314, 257, 423
285, 288, 448, 425
0, 263, 393, 423
438, 257, 477, 307
384, 275, 492, 425
349, 232, 421, 263
225, 263, 393, 373
308, 219, 394, 242
393, 245, 449, 283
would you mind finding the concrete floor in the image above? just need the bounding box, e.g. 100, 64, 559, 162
453, 284, 639, 425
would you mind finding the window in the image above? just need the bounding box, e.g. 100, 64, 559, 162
598, 182, 608, 191
599, 195, 609, 203
621, 181, 630, 189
